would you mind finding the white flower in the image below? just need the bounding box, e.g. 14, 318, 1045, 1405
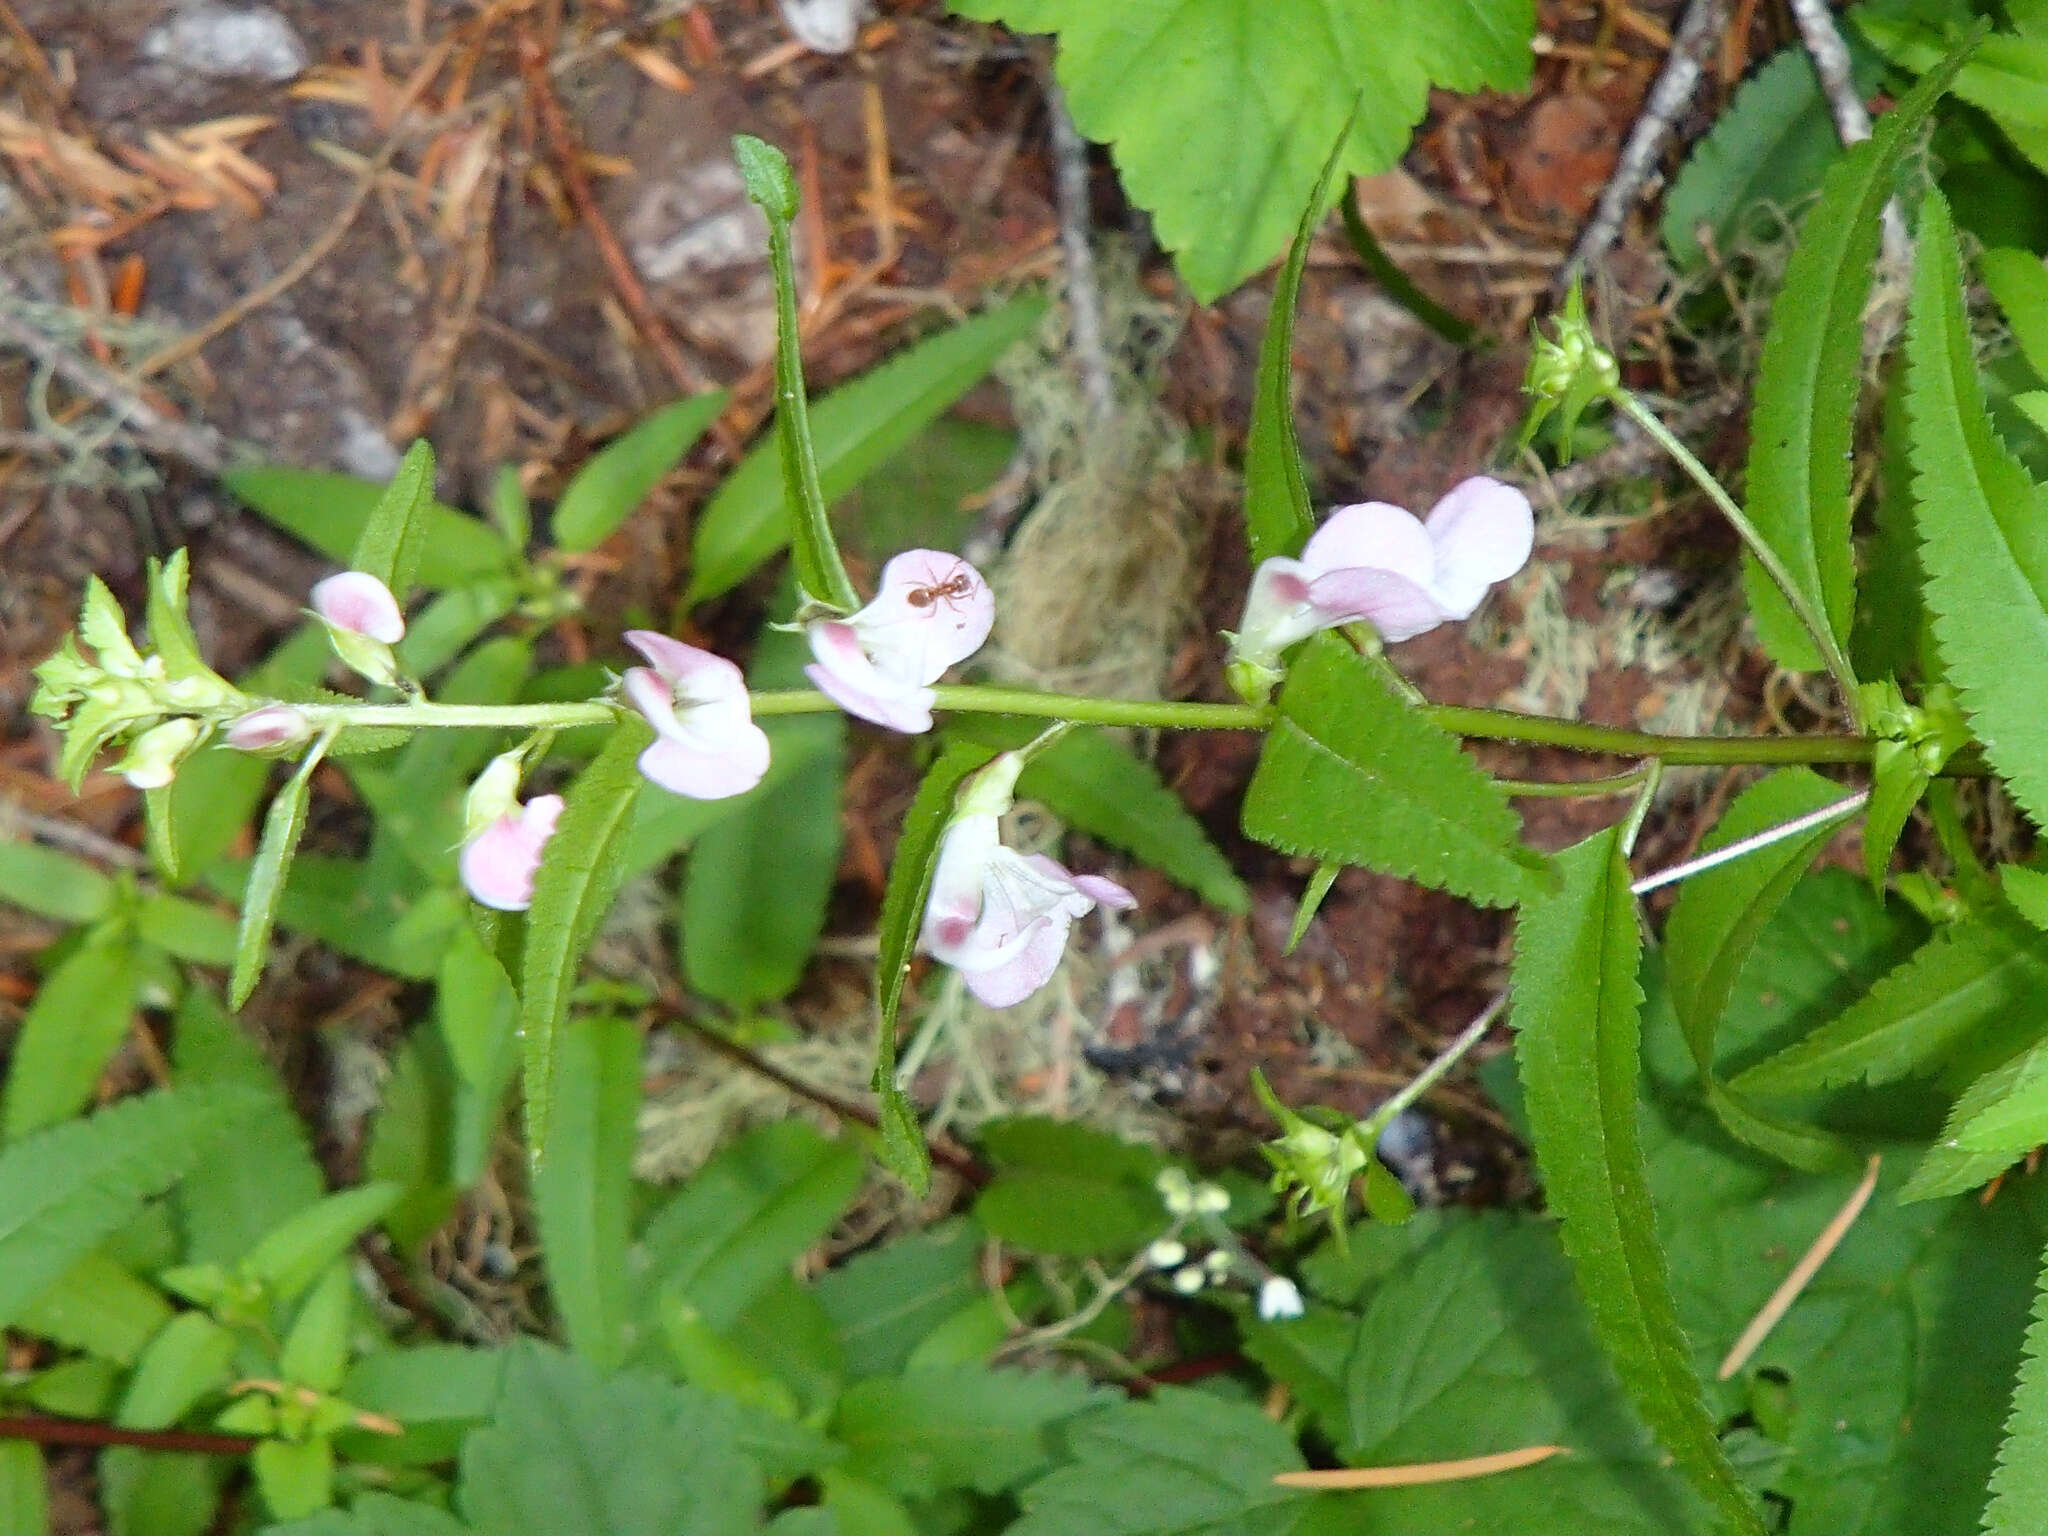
806, 550, 993, 734
1147, 1239, 1188, 1269
621, 631, 771, 800
1257, 1276, 1305, 1322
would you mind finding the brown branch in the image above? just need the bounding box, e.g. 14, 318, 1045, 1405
0, 1415, 256, 1456
516, 28, 707, 399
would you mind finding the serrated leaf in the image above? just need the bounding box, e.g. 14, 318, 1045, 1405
170, 984, 324, 1264
1663, 42, 1879, 271
686, 295, 1046, 605
1864, 738, 1930, 889
2, 917, 139, 1139
1742, 51, 1965, 674
0, 1086, 260, 1326
552, 392, 725, 553
1909, 188, 2048, 827
2005, 864, 2048, 929
347, 439, 435, 598
1902, 1036, 2048, 1201
0, 837, 112, 923
870, 743, 998, 1193
1734, 913, 2048, 1095
1984, 1242, 2048, 1533
241, 1183, 403, 1304
812, 1218, 982, 1379
973, 1117, 1168, 1256
532, 1016, 638, 1370
231, 737, 327, 1009
952, 0, 1534, 302
14, 1251, 171, 1364
1242, 119, 1342, 564
1512, 827, 1764, 1534
224, 466, 508, 590
1984, 245, 2048, 380
947, 718, 1248, 912
834, 1364, 1107, 1499
520, 719, 649, 1156
1241, 636, 1547, 908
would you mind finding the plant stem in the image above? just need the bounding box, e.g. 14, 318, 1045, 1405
1363, 993, 1508, 1137
1607, 388, 1864, 723
1629, 790, 1869, 896
296, 690, 1906, 766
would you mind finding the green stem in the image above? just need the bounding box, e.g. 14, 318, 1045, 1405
1340, 183, 1484, 350
1362, 993, 1508, 1139
1425, 704, 1872, 764
1608, 388, 1864, 725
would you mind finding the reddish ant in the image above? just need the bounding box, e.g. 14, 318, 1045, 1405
905, 570, 978, 611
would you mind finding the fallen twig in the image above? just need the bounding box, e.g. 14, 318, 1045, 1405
1273, 1445, 1569, 1490
1717, 1153, 1883, 1379
0, 1416, 256, 1456
1561, 0, 1734, 294
1046, 79, 1112, 427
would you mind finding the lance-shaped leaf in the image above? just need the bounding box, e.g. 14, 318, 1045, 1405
1909, 188, 2048, 828
551, 392, 726, 554
231, 732, 330, 1009
870, 743, 998, 1194
223, 466, 509, 589
1902, 1035, 2048, 1202
348, 439, 436, 600
1241, 635, 1549, 908
1512, 825, 1766, 1536
520, 719, 649, 1157
1984, 1243, 2048, 1534
1742, 49, 1968, 673
2, 917, 140, 1140
1243, 118, 1348, 564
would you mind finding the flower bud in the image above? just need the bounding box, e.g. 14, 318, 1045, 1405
463, 749, 527, 842
1171, 1266, 1206, 1295
1257, 1276, 1306, 1322
1147, 1239, 1188, 1270
1518, 280, 1618, 462
114, 717, 203, 790
225, 705, 312, 753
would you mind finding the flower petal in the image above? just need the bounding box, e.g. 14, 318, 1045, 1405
623, 666, 684, 738
922, 815, 999, 957
1422, 476, 1534, 617
636, 720, 770, 800
847, 549, 994, 686
459, 794, 564, 912
223, 705, 310, 752
1071, 872, 1138, 910
1233, 557, 1322, 664
311, 571, 406, 644
1299, 502, 1437, 594
960, 916, 1071, 1007
1306, 566, 1454, 644
806, 621, 935, 733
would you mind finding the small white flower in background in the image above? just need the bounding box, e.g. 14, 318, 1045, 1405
311, 571, 406, 643
1147, 1239, 1188, 1270
1191, 1182, 1231, 1216
1172, 1266, 1206, 1296
806, 549, 994, 734
777, 0, 864, 52
1257, 1276, 1306, 1322
1155, 1168, 1196, 1218
457, 750, 564, 913
920, 752, 1136, 1007
621, 631, 772, 800
113, 717, 203, 789
223, 704, 311, 753
310, 570, 406, 687
1228, 477, 1535, 687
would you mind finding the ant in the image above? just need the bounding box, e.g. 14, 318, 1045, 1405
905, 570, 979, 611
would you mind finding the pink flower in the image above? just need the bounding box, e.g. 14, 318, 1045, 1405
459, 794, 564, 911
920, 754, 1135, 1008
310, 572, 406, 644
1230, 478, 1534, 672
223, 705, 311, 752
805, 550, 993, 734
621, 630, 770, 799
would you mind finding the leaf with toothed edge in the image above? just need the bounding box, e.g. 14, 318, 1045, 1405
519, 719, 649, 1160
230, 736, 327, 1010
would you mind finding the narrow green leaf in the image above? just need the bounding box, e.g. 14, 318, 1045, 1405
141, 786, 180, 884
241, 1183, 403, 1305
1734, 914, 2048, 1095
0, 1443, 44, 1536
520, 719, 650, 1156
1984, 1241, 2048, 1533
393, 576, 519, 678
1742, 48, 1967, 672
231, 735, 328, 1009
1865, 738, 1931, 889
1287, 861, 1341, 954
948, 717, 1249, 912
1243, 118, 1348, 564
436, 927, 519, 1186
1984, 245, 2048, 380
551, 392, 726, 553
531, 1016, 639, 1369
1339, 181, 1479, 347
1241, 635, 1549, 908
117, 1311, 236, 1429
2004, 864, 2048, 929
0, 1085, 260, 1327
135, 893, 239, 965
13, 1251, 171, 1364
685, 295, 1046, 605
1511, 827, 1765, 1535
1909, 188, 2048, 828
2, 919, 139, 1139
223, 465, 509, 589
490, 461, 532, 552
280, 1262, 354, 1393
733, 133, 856, 610
871, 744, 998, 1193
346, 439, 434, 597
0, 838, 113, 923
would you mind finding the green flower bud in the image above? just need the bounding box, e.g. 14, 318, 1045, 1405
321, 623, 402, 689
1518, 280, 1619, 463
112, 717, 203, 790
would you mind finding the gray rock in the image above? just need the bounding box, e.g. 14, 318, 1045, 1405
623, 160, 766, 286
142, 4, 309, 82
777, 0, 864, 53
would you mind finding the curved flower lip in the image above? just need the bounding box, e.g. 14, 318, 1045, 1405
311, 571, 406, 644
621, 630, 771, 800
921, 814, 1137, 1008
1233, 477, 1534, 659
804, 549, 992, 733
223, 704, 311, 752
459, 794, 564, 911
